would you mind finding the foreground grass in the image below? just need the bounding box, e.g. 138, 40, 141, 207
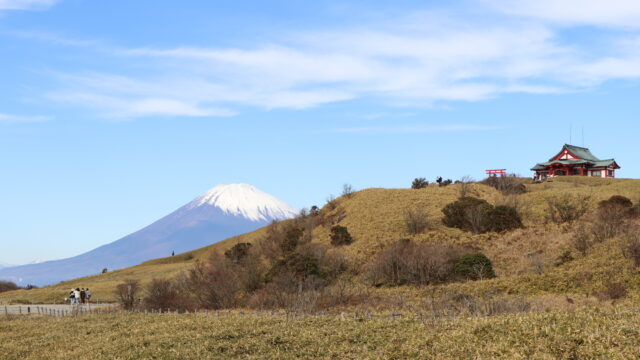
2, 306, 640, 359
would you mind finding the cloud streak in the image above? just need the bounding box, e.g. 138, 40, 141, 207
485, 0, 640, 28
0, 113, 51, 123
0, 0, 57, 10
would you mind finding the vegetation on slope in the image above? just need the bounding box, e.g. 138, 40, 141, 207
2, 176, 640, 306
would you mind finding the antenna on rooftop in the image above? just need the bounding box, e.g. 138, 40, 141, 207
582, 126, 585, 147
569, 123, 572, 144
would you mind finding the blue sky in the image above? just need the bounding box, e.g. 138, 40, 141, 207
1, 0, 640, 265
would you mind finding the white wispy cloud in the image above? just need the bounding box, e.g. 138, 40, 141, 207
32, 9, 640, 119
485, 0, 640, 28
0, 0, 57, 10
335, 124, 502, 134
0, 113, 51, 123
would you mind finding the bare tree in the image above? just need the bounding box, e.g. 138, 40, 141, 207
457, 175, 474, 198
115, 280, 139, 310
404, 208, 430, 235
342, 184, 355, 198
464, 206, 488, 234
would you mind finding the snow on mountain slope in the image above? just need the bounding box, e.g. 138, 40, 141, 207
0, 184, 298, 286
191, 184, 298, 221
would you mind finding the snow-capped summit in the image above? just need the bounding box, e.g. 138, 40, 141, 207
190, 184, 298, 222
0, 183, 298, 286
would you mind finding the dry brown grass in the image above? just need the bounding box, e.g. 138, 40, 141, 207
3, 177, 640, 305
2, 304, 640, 359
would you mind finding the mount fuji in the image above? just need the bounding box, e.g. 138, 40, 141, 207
0, 184, 298, 286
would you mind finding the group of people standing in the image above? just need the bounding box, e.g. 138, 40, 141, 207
67, 287, 91, 304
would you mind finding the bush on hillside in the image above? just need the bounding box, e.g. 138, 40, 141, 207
442, 197, 522, 234
593, 195, 634, 241
296, 243, 348, 280
442, 197, 492, 233
115, 280, 140, 310
482, 174, 526, 195
596, 281, 628, 301
259, 221, 313, 257
0, 281, 20, 293
411, 178, 428, 189
486, 205, 523, 232
404, 208, 431, 235
187, 236, 347, 311
143, 278, 190, 312
454, 253, 496, 280
546, 194, 591, 223
279, 227, 303, 253
330, 225, 353, 246
620, 229, 640, 267
366, 239, 465, 286
571, 225, 592, 257
224, 242, 253, 264
267, 253, 321, 282
252, 246, 348, 311
187, 253, 243, 309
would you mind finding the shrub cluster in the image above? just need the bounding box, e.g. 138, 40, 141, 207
442, 197, 522, 234
593, 196, 636, 241
127, 221, 350, 312
482, 174, 527, 195
411, 178, 428, 189
0, 281, 21, 293
571, 196, 639, 257
366, 239, 494, 286
330, 225, 353, 246
546, 194, 591, 223
454, 253, 496, 280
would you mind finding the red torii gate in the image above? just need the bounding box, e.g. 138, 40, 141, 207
485, 169, 506, 176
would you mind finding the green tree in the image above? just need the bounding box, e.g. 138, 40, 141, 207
454, 253, 496, 280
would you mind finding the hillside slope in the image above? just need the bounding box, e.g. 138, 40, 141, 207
3, 177, 640, 304
0, 184, 297, 287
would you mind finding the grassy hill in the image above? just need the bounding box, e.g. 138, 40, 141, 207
2, 176, 640, 305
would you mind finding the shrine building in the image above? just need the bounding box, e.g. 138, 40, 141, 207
531, 144, 620, 180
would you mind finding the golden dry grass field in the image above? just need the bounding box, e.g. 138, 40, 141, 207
2, 177, 640, 359
2, 176, 640, 305
2, 305, 640, 359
